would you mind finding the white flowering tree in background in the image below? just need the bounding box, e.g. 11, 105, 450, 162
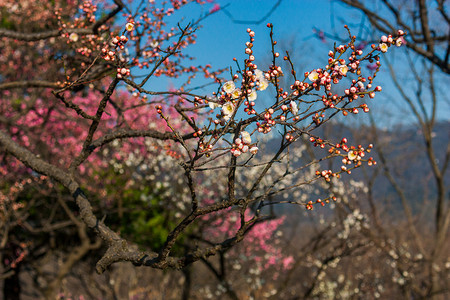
0, 0, 417, 299
334, 1, 449, 299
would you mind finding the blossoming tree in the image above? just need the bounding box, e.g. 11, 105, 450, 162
0, 0, 406, 298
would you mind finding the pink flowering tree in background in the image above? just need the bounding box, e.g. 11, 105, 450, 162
0, 0, 409, 298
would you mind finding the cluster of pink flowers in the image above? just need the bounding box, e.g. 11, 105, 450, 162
78, 0, 97, 23
116, 67, 130, 78
379, 29, 406, 52
202, 208, 293, 272
230, 131, 258, 157
299, 135, 377, 210
305, 196, 337, 210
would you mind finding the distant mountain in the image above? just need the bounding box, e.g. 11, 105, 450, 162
266, 120, 450, 217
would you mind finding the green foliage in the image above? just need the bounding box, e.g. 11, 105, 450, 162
120, 186, 172, 248
97, 166, 187, 254
0, 10, 14, 30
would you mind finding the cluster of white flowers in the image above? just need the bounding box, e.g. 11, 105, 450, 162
337, 209, 367, 239
222, 101, 235, 121
254, 69, 269, 91
105, 133, 194, 218
231, 131, 258, 157
209, 69, 269, 122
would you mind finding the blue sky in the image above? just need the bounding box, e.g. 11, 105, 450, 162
161, 0, 361, 94
183, 0, 349, 72
146, 0, 449, 125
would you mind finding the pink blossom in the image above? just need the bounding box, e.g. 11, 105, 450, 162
282, 256, 294, 269
209, 4, 220, 13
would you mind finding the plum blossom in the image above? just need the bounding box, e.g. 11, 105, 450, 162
116, 67, 130, 78
356, 81, 365, 92
254, 69, 269, 90
231, 88, 241, 99
150, 40, 159, 48
379, 43, 389, 53
241, 131, 251, 144
222, 102, 235, 120
308, 70, 319, 81
69, 33, 79, 42
290, 101, 298, 115
125, 22, 134, 31
249, 146, 258, 154
248, 89, 257, 101
339, 64, 348, 76
348, 151, 358, 161
222, 81, 236, 93
208, 100, 219, 110
232, 149, 241, 157
258, 78, 269, 91
396, 36, 406, 47
254, 69, 264, 79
